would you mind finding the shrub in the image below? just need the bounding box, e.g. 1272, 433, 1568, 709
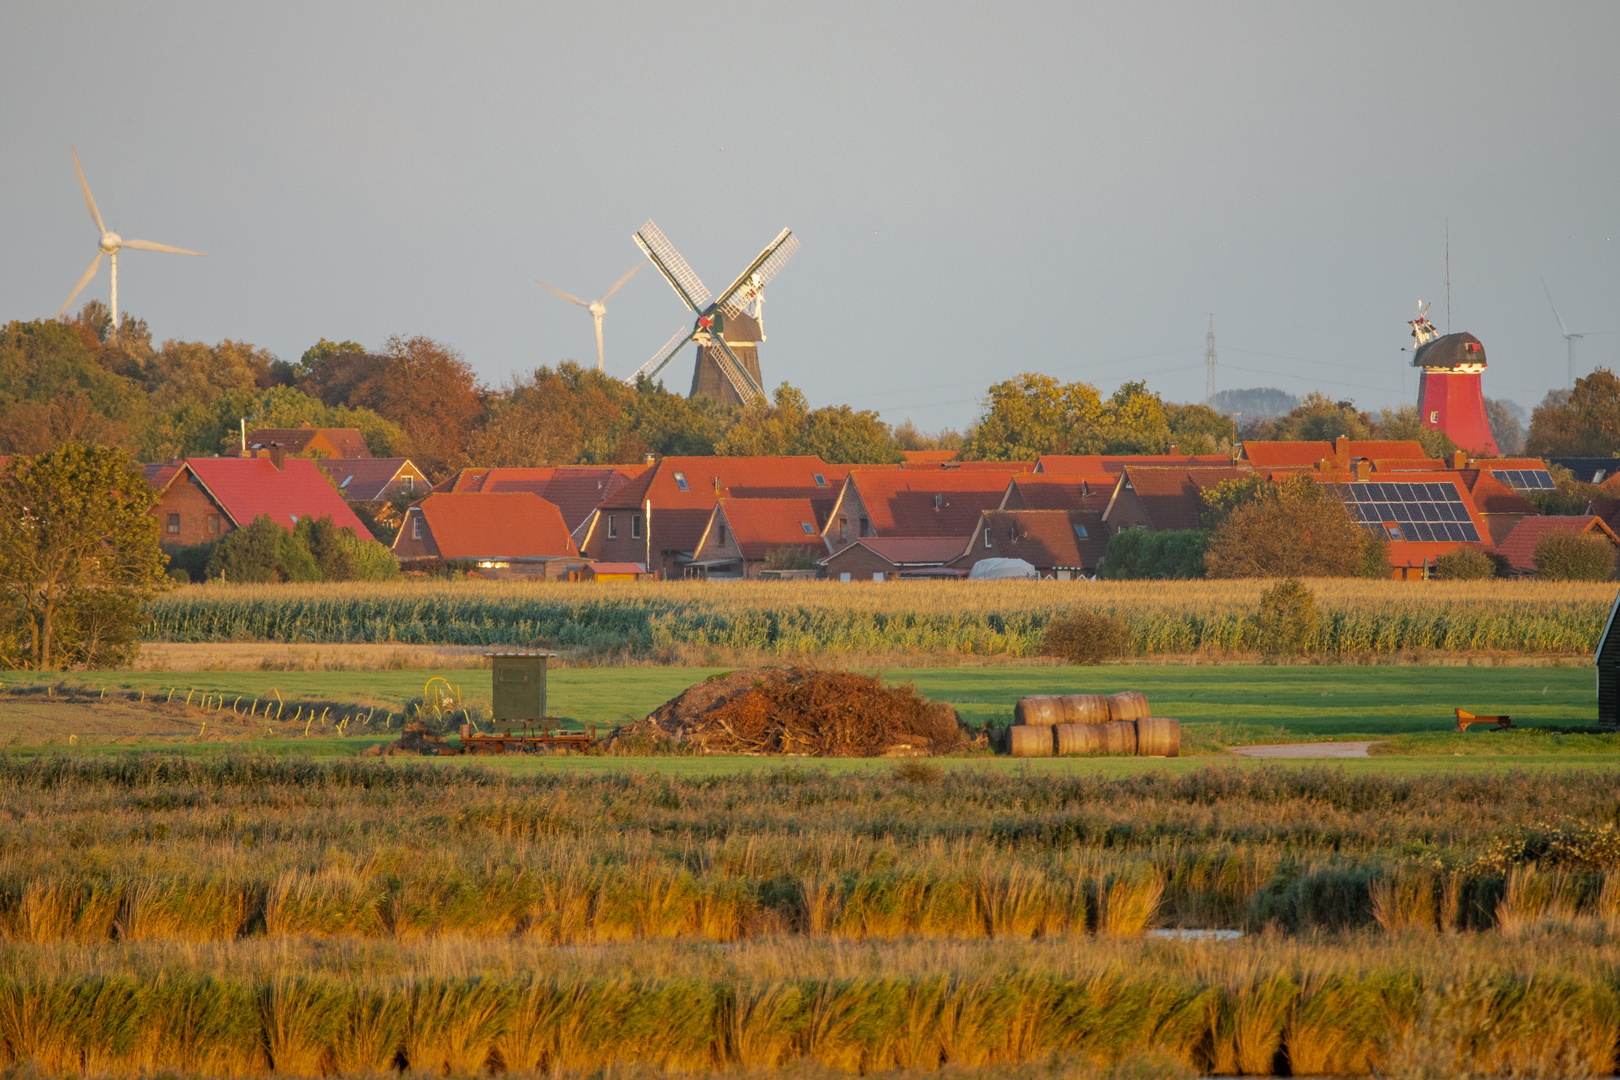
1041, 609, 1130, 664
1534, 531, 1616, 581
1434, 548, 1496, 581
1206, 476, 1380, 579
1255, 578, 1317, 655
206, 515, 321, 584
1097, 529, 1208, 579
164, 542, 218, 584
763, 546, 823, 571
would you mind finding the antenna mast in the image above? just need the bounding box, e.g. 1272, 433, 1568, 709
1204, 314, 1217, 404
1445, 221, 1451, 334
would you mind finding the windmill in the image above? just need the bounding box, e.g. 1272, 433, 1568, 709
1541, 275, 1620, 389
535, 262, 645, 372
56, 147, 206, 336
628, 220, 799, 406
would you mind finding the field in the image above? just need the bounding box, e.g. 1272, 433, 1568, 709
5, 755, 1620, 1076
142, 578, 1616, 663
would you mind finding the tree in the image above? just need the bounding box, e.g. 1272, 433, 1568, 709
206, 515, 320, 583
0, 319, 144, 455
1096, 529, 1208, 579
320, 335, 485, 477
1526, 368, 1620, 456
1533, 531, 1616, 581
1433, 548, 1496, 580
1204, 475, 1387, 579
235, 385, 405, 458
0, 444, 168, 669
959, 373, 1104, 460
1242, 392, 1374, 442
1484, 398, 1526, 456
1165, 401, 1235, 456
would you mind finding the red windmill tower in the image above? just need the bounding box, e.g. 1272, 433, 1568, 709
1409, 303, 1498, 455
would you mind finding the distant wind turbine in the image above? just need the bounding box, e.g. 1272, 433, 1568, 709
1541, 275, 1620, 389
57, 146, 207, 335
535, 262, 645, 371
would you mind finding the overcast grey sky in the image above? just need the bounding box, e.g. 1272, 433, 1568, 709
4, 2, 1617, 430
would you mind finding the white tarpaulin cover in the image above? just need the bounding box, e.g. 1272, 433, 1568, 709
968, 558, 1038, 580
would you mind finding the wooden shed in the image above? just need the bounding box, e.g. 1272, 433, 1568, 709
1599, 587, 1620, 729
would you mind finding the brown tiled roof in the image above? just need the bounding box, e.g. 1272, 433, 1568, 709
975, 510, 1105, 569
1591, 498, 1620, 533
1496, 515, 1618, 573
143, 461, 182, 489
845, 470, 1016, 537
1109, 466, 1250, 531
411, 492, 577, 560
1036, 454, 1231, 475
714, 498, 827, 559
245, 427, 372, 459
319, 458, 426, 501
1003, 474, 1117, 512
826, 537, 970, 566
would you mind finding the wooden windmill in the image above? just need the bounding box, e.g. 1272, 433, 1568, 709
628, 220, 799, 406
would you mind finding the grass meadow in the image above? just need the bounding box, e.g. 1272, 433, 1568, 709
5, 756, 1620, 1076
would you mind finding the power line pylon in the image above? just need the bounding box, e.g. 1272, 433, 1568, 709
1204, 314, 1217, 404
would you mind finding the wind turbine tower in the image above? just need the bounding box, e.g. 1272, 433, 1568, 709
1541, 275, 1620, 389
56, 147, 206, 336
1204, 315, 1217, 403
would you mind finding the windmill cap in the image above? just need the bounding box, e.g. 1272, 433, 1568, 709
1412, 331, 1486, 370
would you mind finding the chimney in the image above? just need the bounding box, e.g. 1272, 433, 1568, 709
643, 453, 656, 467
1334, 435, 1350, 468
269, 442, 286, 471
1167, 443, 1179, 456
1352, 460, 1371, 481
934, 493, 943, 510
1452, 451, 1467, 470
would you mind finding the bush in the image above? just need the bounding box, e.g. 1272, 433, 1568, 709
1255, 578, 1317, 655
763, 546, 823, 571
1041, 609, 1130, 664
1533, 531, 1616, 581
206, 515, 320, 584
164, 541, 218, 583
1097, 528, 1208, 579
1434, 548, 1496, 581
1206, 475, 1381, 579
203, 515, 397, 584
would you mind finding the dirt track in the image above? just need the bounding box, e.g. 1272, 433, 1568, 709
1229, 740, 1379, 759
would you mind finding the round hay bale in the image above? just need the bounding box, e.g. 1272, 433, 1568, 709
1014, 696, 1065, 726
1095, 720, 1138, 755
1060, 694, 1110, 724
1107, 691, 1150, 722
1055, 723, 1103, 756
1009, 725, 1055, 757
1136, 717, 1180, 757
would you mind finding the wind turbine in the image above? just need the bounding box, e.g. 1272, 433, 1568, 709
56, 147, 206, 336
534, 263, 645, 372
1541, 275, 1620, 388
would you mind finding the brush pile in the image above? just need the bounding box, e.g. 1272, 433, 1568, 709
632, 667, 964, 756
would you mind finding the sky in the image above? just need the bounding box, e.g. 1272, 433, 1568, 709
4, 2, 1618, 432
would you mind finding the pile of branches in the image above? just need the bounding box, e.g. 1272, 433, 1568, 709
632, 668, 963, 757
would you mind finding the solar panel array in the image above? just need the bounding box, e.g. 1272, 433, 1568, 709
1490, 468, 1555, 490
1332, 482, 1482, 543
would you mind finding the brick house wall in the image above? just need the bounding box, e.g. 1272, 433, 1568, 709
823, 486, 875, 551
391, 507, 440, 559
579, 509, 651, 569
822, 544, 899, 582
1100, 487, 1153, 532
154, 475, 232, 548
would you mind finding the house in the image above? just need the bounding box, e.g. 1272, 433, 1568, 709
320, 458, 429, 501
1457, 469, 1540, 545
1476, 458, 1558, 491
1326, 471, 1494, 580
391, 492, 583, 579
821, 537, 972, 582
1494, 515, 1620, 577
821, 469, 1016, 551
1001, 474, 1118, 513
576, 456, 843, 578
244, 425, 371, 459
1035, 453, 1230, 474
1238, 438, 1428, 471
956, 510, 1106, 579
1100, 466, 1250, 533
688, 498, 830, 579
1553, 458, 1620, 485
147, 449, 375, 549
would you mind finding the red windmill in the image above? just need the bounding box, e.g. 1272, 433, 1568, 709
1408, 303, 1498, 455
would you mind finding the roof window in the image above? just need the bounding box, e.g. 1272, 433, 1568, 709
800, 522, 814, 534
1074, 524, 1089, 539
813, 473, 827, 486
673, 471, 689, 491
339, 476, 352, 489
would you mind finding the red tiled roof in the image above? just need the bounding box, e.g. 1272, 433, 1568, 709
319, 458, 426, 501
529, 467, 646, 531
902, 450, 958, 463
143, 461, 182, 489
1495, 515, 1618, 573
1109, 466, 1251, 531
1003, 474, 1117, 512
184, 457, 375, 539
246, 427, 372, 459
1591, 498, 1620, 533
598, 456, 841, 510
713, 498, 827, 559
826, 536, 970, 566
1241, 440, 1428, 468
1372, 458, 1448, 471
1459, 470, 1538, 516
845, 469, 1017, 536
414, 492, 577, 560
974, 509, 1104, 569
1036, 454, 1231, 475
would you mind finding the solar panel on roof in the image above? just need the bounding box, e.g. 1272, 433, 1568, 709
1491, 468, 1554, 490
1334, 481, 1481, 543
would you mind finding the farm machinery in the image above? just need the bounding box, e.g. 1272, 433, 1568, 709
448, 653, 596, 754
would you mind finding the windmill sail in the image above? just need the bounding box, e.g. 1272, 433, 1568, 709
717, 229, 798, 319
633, 221, 711, 311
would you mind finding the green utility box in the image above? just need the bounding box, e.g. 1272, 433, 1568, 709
489, 652, 557, 720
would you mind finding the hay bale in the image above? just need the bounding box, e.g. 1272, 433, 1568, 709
1055, 723, 1103, 755
640, 667, 964, 757
1107, 691, 1150, 722
1061, 694, 1110, 724
1014, 696, 1064, 726
1009, 725, 1054, 757
1095, 720, 1138, 755
1136, 717, 1180, 757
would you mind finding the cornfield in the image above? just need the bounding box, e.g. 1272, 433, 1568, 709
142, 579, 1618, 659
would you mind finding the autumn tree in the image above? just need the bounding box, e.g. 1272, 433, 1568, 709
1242, 392, 1374, 442
960, 374, 1188, 460
1526, 368, 1620, 456
1375, 404, 1460, 459
1204, 475, 1388, 579
0, 318, 143, 455
715, 384, 901, 463
0, 444, 168, 669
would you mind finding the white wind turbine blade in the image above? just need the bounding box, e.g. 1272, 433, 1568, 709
70, 146, 106, 236
58, 251, 103, 317
593, 311, 606, 371
598, 261, 644, 303
122, 239, 206, 256
535, 280, 589, 307
1541, 275, 1572, 337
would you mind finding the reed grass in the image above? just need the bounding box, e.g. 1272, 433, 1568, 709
142, 578, 1614, 660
